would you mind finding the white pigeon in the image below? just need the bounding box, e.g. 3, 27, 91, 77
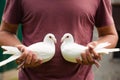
0, 33, 57, 67
61, 33, 120, 63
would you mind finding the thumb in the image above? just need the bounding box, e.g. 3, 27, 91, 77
87, 41, 98, 48
16, 45, 27, 52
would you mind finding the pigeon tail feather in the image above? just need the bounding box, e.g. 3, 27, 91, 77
96, 48, 120, 54
0, 55, 20, 67
95, 42, 111, 49
1, 46, 20, 54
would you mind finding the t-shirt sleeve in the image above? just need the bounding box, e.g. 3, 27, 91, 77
95, 0, 114, 27
2, 0, 22, 24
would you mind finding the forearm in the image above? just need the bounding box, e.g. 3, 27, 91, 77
0, 21, 22, 46
96, 34, 118, 48
94, 25, 118, 48
81, 26, 118, 67
0, 30, 22, 46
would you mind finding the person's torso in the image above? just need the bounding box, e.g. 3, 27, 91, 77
19, 0, 100, 80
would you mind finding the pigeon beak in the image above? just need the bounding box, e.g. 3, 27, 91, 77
54, 38, 57, 44
61, 37, 64, 43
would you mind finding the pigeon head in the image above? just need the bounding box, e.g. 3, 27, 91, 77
44, 33, 57, 44
61, 33, 74, 43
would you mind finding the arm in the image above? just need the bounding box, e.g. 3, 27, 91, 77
76, 25, 118, 67
0, 20, 22, 46
96, 25, 118, 48
0, 21, 42, 68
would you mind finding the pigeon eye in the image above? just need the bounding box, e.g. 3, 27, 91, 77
49, 36, 52, 38
66, 36, 69, 38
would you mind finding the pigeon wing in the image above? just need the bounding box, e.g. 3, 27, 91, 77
28, 42, 55, 63
0, 54, 20, 67
1, 46, 21, 54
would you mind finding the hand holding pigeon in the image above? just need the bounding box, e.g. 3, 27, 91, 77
61, 33, 120, 63
0, 33, 56, 67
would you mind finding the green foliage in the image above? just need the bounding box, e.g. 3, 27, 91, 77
0, 0, 22, 72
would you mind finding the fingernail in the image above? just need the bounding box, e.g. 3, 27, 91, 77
94, 60, 101, 68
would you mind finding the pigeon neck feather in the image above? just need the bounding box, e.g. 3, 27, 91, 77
63, 37, 74, 44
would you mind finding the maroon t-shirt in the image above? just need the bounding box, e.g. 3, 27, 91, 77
2, 0, 114, 80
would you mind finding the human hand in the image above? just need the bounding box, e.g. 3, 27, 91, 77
76, 41, 102, 67
16, 45, 42, 69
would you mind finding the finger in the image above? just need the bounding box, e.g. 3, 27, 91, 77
32, 59, 42, 67
24, 59, 42, 68
31, 53, 38, 62
16, 45, 27, 62
25, 50, 33, 64
87, 41, 99, 58
17, 61, 25, 70
19, 48, 30, 63
76, 57, 82, 64
86, 49, 94, 64
81, 53, 89, 64
30, 53, 40, 65
16, 59, 23, 65
87, 41, 98, 47
17, 45, 26, 52
94, 59, 101, 68
98, 54, 102, 60
88, 45, 99, 59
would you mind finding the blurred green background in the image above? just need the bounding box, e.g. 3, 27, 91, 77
0, 0, 22, 72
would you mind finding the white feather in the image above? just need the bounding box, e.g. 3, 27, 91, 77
0, 33, 56, 67
1, 46, 21, 54
0, 54, 20, 67
61, 33, 120, 63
